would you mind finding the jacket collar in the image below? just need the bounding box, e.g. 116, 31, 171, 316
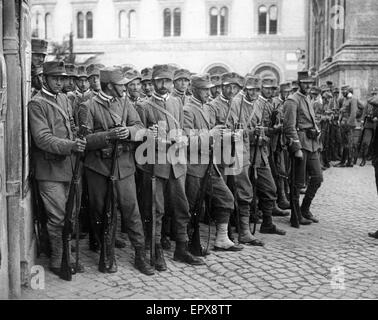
42, 86, 59, 99
152, 92, 170, 102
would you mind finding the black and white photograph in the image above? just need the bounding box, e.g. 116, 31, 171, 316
1, 0, 378, 305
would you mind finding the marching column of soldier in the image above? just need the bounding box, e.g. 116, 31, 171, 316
29, 37, 378, 280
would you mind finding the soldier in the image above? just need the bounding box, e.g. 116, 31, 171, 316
358, 88, 378, 167
87, 63, 104, 94
31, 38, 48, 68
183, 73, 248, 249
28, 61, 87, 277
329, 86, 342, 161
291, 80, 299, 94
209, 74, 222, 101
283, 70, 322, 227
63, 64, 77, 94
336, 85, 358, 167
271, 82, 292, 211
137, 64, 205, 269
245, 77, 287, 235
79, 66, 154, 275
31, 66, 43, 97
141, 67, 154, 98
320, 91, 334, 168
124, 68, 143, 106
172, 68, 191, 106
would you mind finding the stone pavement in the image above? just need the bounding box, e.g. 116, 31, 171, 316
20, 164, 378, 300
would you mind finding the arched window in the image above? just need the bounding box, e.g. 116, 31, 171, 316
45, 13, 52, 39
258, 6, 267, 34
210, 7, 218, 36
269, 5, 278, 34
220, 7, 228, 36
163, 9, 171, 37
207, 65, 229, 75
86, 12, 93, 38
128, 10, 137, 38
77, 12, 84, 38
253, 65, 280, 84
32, 12, 41, 38
119, 10, 127, 38
173, 8, 181, 36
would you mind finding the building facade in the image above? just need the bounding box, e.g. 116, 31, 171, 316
307, 0, 378, 99
30, 0, 307, 82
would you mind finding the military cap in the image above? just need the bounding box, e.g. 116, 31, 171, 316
32, 38, 48, 55
173, 69, 191, 81
31, 66, 43, 77
291, 80, 299, 89
210, 74, 221, 87
244, 74, 261, 89
141, 68, 153, 82
76, 65, 88, 78
86, 64, 103, 77
65, 64, 77, 77
320, 84, 330, 93
124, 68, 142, 85
341, 84, 350, 90
100, 66, 128, 85
261, 77, 278, 88
168, 64, 180, 73
43, 60, 67, 76
152, 64, 173, 80
120, 65, 132, 74
191, 73, 212, 89
298, 70, 315, 83
221, 72, 244, 88
310, 86, 321, 94
322, 91, 333, 100
279, 81, 291, 91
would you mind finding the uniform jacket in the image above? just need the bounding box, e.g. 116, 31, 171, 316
68, 89, 95, 126
362, 101, 377, 130
137, 93, 187, 179
81, 92, 144, 179
28, 88, 76, 182
283, 91, 321, 153
339, 96, 358, 128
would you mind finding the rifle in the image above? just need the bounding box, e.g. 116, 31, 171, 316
250, 127, 261, 235
60, 124, 89, 281
98, 137, 120, 273
150, 136, 157, 267
189, 140, 214, 256
354, 117, 368, 164
289, 153, 299, 228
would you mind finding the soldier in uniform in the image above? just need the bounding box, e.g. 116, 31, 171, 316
62, 64, 77, 94
124, 69, 143, 107
28, 61, 87, 276
359, 88, 378, 167
336, 85, 358, 167
209, 74, 222, 101
137, 64, 205, 269
140, 67, 154, 99
183, 73, 247, 249
31, 66, 43, 97
31, 38, 48, 68
271, 82, 292, 210
87, 63, 104, 94
320, 91, 334, 168
291, 80, 299, 94
172, 68, 191, 107
283, 71, 322, 227
329, 86, 342, 161
79, 66, 154, 275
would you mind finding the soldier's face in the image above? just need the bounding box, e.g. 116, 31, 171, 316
174, 78, 190, 92
44, 75, 64, 94
341, 88, 349, 97
142, 80, 154, 97
261, 86, 274, 99
32, 53, 46, 67
127, 79, 142, 99
75, 77, 90, 92
222, 84, 240, 100
210, 86, 221, 98
246, 88, 259, 101
299, 81, 312, 96
281, 89, 290, 100
88, 75, 101, 92
64, 76, 76, 93
192, 87, 210, 104
108, 83, 125, 98
153, 78, 172, 95
32, 74, 43, 91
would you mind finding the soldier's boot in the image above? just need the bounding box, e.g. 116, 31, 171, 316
228, 223, 235, 243
155, 244, 167, 272
69, 239, 85, 273
368, 230, 378, 239
48, 228, 66, 277
238, 216, 264, 246
360, 145, 367, 167
174, 241, 206, 265
272, 202, 290, 217
301, 197, 319, 223
214, 223, 243, 251
259, 201, 286, 235
134, 247, 155, 275
115, 238, 126, 249
277, 179, 291, 210
335, 149, 347, 167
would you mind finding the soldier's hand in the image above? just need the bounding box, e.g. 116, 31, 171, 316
294, 150, 303, 159
210, 125, 226, 137
72, 138, 87, 153
255, 125, 265, 137
233, 130, 243, 142
108, 126, 129, 140
148, 124, 159, 139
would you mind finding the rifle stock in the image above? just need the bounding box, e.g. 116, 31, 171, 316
289, 155, 299, 227
150, 164, 156, 267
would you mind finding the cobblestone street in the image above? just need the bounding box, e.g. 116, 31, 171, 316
21, 164, 378, 300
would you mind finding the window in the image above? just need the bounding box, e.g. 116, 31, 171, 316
119, 10, 127, 38
209, 6, 229, 36
32, 12, 41, 38
207, 65, 229, 75
128, 10, 137, 38
86, 12, 93, 38
258, 4, 278, 35
77, 12, 84, 38
45, 13, 52, 39
163, 8, 181, 37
